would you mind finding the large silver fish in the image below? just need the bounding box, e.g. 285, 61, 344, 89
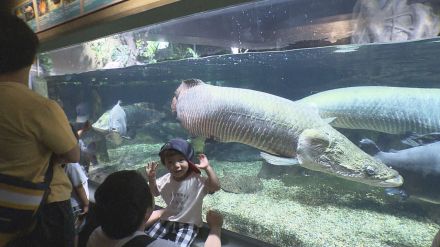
172, 79, 403, 187
360, 139, 440, 204
299, 86, 440, 134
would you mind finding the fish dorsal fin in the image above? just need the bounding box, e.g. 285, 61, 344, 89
182, 79, 204, 88
260, 152, 299, 166
301, 103, 335, 123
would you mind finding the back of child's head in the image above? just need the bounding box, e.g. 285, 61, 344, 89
0, 13, 39, 74
159, 138, 201, 174
94, 170, 153, 239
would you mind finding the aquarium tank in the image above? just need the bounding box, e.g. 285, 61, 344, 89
34, 0, 440, 246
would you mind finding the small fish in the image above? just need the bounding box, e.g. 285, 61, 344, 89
92, 101, 165, 145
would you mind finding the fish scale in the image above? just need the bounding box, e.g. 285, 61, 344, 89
176, 84, 319, 158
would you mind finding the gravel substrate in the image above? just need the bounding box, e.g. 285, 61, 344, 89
90, 143, 440, 246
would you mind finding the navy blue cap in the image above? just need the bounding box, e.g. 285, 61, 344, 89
159, 138, 201, 174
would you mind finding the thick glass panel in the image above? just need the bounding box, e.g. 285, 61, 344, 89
35, 0, 440, 246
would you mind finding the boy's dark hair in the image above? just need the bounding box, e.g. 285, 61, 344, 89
94, 170, 154, 239
0, 14, 39, 74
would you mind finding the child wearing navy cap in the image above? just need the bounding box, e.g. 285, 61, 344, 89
145, 138, 220, 247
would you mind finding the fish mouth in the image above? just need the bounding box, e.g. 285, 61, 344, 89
376, 174, 404, 188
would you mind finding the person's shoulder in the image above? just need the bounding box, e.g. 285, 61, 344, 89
22, 89, 61, 112
87, 226, 105, 247
6, 82, 52, 105
41, 98, 63, 111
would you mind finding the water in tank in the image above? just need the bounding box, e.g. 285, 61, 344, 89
33, 0, 440, 246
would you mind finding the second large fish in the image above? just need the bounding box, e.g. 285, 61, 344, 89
172, 79, 403, 187
298, 86, 440, 134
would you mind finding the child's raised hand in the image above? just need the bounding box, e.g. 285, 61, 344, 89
146, 161, 158, 179
196, 154, 210, 170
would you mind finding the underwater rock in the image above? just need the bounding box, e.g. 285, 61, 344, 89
352, 0, 440, 44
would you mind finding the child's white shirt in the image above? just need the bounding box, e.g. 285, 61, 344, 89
64, 162, 89, 208
157, 172, 208, 227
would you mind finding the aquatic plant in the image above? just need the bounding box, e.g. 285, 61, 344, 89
136, 40, 159, 64
37, 53, 53, 74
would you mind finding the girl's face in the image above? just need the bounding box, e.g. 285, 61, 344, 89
163, 151, 189, 181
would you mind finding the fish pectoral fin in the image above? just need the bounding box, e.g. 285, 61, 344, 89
260, 152, 299, 166
324, 117, 337, 124
121, 135, 131, 140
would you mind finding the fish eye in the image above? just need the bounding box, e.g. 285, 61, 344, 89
364, 165, 376, 176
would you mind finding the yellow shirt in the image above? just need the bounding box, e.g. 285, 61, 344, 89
0, 82, 77, 246
0, 82, 77, 245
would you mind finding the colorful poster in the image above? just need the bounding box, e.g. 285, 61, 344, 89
14, 0, 37, 31
12, 0, 124, 33
37, 0, 80, 30
62, 0, 81, 21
